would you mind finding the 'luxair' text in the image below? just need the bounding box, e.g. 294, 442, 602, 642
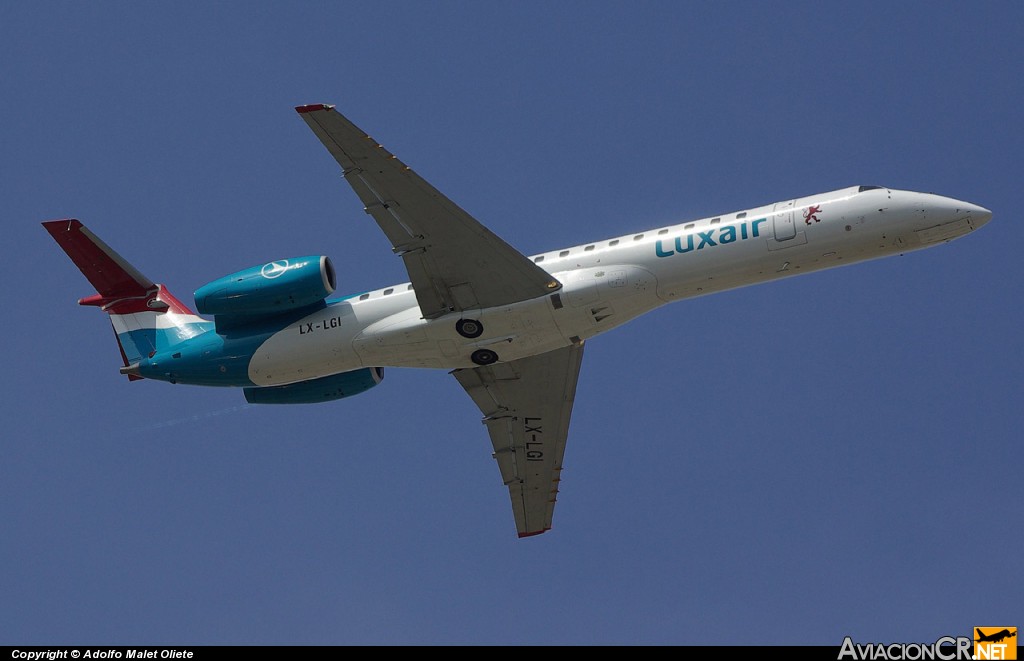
656, 218, 767, 258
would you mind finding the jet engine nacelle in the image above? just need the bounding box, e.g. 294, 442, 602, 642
243, 367, 384, 404
194, 256, 336, 316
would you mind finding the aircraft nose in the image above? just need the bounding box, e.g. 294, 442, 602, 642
927, 195, 993, 227
967, 203, 993, 227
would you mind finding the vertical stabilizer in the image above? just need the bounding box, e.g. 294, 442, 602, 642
43, 219, 213, 378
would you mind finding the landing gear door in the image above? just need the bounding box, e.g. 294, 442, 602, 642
773, 200, 797, 241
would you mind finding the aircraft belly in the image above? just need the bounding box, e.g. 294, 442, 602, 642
352, 305, 441, 368
355, 292, 569, 369
248, 304, 365, 386
551, 265, 662, 341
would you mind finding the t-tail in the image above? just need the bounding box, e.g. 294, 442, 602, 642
42, 219, 213, 380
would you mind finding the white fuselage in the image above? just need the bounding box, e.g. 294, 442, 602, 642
244, 186, 990, 387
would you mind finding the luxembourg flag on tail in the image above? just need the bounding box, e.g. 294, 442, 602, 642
42, 219, 213, 379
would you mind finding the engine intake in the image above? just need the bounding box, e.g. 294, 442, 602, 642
194, 255, 336, 316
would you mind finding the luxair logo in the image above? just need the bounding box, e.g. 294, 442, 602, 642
655, 217, 767, 258
261, 259, 309, 279
975, 627, 1017, 660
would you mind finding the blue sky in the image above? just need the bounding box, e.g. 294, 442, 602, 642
2, 1, 1021, 645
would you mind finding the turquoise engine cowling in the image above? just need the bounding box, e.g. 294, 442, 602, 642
194, 256, 336, 316
244, 368, 384, 404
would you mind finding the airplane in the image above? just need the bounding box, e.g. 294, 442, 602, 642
43, 103, 992, 538
976, 628, 1016, 644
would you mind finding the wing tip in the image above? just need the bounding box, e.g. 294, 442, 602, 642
517, 528, 550, 539
295, 103, 335, 114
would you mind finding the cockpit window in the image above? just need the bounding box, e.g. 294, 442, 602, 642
858, 185, 883, 192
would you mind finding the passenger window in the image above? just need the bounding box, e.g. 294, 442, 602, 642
534, 256, 545, 263
383, 288, 393, 295
359, 294, 369, 301
633, 234, 644, 241
609, 240, 619, 246
584, 245, 595, 251
559, 250, 570, 257
736, 212, 747, 218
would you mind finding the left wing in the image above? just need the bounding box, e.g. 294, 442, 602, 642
296, 103, 560, 319
453, 343, 585, 537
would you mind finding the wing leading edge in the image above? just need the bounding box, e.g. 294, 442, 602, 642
296, 104, 560, 319
453, 343, 586, 537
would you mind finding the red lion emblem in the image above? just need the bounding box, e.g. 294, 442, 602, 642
804, 205, 822, 225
